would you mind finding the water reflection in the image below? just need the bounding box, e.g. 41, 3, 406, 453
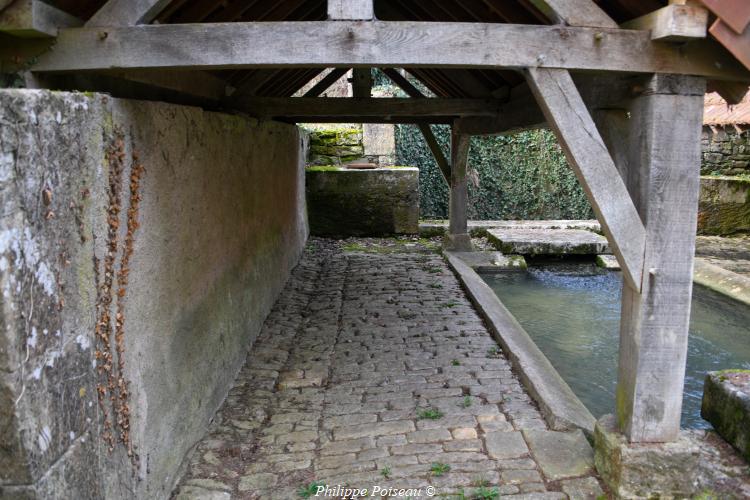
480, 264, 750, 429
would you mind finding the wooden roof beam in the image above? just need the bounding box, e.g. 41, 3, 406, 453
233, 97, 503, 120
0, 0, 81, 38
86, 0, 171, 27
32, 22, 750, 82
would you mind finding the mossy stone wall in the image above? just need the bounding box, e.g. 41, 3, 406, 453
697, 176, 750, 235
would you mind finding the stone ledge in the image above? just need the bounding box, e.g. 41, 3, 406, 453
701, 370, 750, 462
443, 251, 596, 436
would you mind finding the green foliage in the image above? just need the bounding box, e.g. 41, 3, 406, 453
418, 408, 444, 420
298, 481, 325, 498
430, 462, 451, 476
395, 124, 594, 220
472, 486, 500, 499
380, 465, 392, 479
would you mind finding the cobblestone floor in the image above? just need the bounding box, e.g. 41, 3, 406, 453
172, 238, 602, 500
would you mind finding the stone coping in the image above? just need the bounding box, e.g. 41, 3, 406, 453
693, 258, 750, 307
443, 251, 596, 437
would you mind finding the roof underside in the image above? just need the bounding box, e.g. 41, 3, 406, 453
44, 0, 668, 100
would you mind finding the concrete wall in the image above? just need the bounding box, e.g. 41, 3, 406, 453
0, 90, 308, 499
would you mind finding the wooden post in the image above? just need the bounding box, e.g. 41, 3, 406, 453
351, 68, 372, 98
445, 130, 473, 251
612, 74, 706, 442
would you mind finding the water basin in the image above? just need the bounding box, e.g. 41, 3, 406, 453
479, 262, 750, 429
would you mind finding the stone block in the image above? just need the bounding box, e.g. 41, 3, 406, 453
306, 167, 420, 237
523, 430, 593, 481
593, 415, 700, 499
701, 370, 750, 462
485, 431, 529, 459
486, 228, 609, 256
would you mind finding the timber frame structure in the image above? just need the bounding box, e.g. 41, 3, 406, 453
2, 0, 750, 444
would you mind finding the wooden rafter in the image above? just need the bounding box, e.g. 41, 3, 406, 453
526, 67, 646, 290
528, 0, 617, 28
32, 21, 750, 82
302, 68, 350, 97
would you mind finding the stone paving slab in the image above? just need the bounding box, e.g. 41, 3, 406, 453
171, 239, 602, 499
486, 229, 609, 256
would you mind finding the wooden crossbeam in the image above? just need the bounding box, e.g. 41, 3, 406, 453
528, 0, 617, 28
526, 67, 646, 290
621, 4, 708, 41
233, 97, 503, 119
86, 0, 171, 27
0, 0, 81, 37
31, 22, 750, 82
303, 68, 350, 97
382, 68, 451, 184
454, 88, 545, 136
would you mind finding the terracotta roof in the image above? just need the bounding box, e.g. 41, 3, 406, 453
704, 91, 750, 126
701, 0, 750, 72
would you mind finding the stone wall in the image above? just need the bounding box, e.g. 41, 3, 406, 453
0, 90, 308, 499
701, 126, 750, 176
306, 166, 419, 237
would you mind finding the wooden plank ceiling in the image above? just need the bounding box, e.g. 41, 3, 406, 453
45, 0, 667, 100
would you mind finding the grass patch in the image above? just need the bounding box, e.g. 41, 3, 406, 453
428, 282, 443, 289
430, 462, 451, 477
441, 301, 458, 308
486, 346, 501, 358
380, 465, 391, 479
472, 486, 500, 499
462, 396, 473, 408
417, 408, 444, 420
451, 359, 461, 366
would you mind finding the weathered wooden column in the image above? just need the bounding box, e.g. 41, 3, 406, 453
444, 130, 473, 251
613, 75, 706, 442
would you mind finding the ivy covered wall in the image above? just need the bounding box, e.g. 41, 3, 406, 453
395, 124, 594, 220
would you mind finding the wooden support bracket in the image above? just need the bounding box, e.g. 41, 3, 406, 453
381, 68, 451, 184
526, 67, 646, 290
621, 3, 708, 41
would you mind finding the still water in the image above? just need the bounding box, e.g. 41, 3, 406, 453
480, 263, 750, 429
